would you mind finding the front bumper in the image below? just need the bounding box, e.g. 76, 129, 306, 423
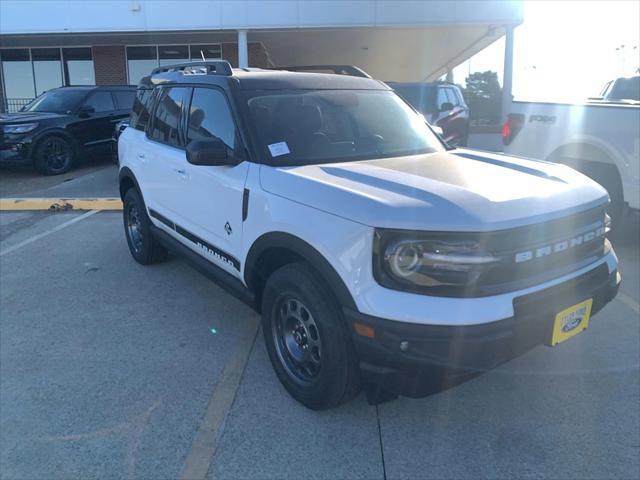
0, 140, 31, 165
345, 263, 620, 398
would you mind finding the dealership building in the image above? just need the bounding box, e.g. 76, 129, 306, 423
0, 0, 522, 112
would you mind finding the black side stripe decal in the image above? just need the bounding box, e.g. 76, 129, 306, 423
149, 208, 175, 229
452, 152, 566, 183
149, 208, 240, 271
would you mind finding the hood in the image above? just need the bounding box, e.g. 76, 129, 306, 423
0, 111, 65, 123
259, 149, 609, 231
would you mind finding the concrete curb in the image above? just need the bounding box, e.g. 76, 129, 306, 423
0, 198, 123, 211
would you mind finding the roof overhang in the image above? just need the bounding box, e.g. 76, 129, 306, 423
0, 1, 522, 82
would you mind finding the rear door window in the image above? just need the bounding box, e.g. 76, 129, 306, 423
436, 88, 449, 110
113, 90, 136, 111
129, 88, 154, 131
84, 91, 115, 112
148, 87, 189, 148
445, 88, 459, 106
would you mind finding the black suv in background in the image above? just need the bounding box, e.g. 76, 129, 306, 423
387, 82, 470, 146
1, 85, 135, 175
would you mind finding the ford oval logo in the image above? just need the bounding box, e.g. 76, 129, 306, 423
562, 316, 582, 332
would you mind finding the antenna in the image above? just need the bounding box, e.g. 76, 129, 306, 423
200, 50, 206, 61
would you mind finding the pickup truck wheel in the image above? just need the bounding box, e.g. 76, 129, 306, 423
262, 263, 360, 410
123, 189, 167, 265
33, 135, 75, 175
577, 162, 625, 228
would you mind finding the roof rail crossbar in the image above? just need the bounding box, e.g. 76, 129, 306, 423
151, 60, 233, 76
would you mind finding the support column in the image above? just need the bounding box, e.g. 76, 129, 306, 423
446, 69, 453, 83
501, 25, 515, 119
238, 30, 248, 69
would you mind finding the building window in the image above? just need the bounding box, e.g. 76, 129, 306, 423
0, 49, 36, 109
126, 46, 158, 86
63, 48, 95, 85
126, 44, 222, 85
1, 47, 94, 112
189, 44, 222, 61
159, 45, 189, 66
32, 48, 63, 95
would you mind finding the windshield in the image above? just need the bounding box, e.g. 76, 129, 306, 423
21, 89, 87, 114
246, 90, 444, 165
607, 77, 640, 102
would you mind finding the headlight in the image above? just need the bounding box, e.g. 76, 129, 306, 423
3, 123, 39, 134
373, 229, 499, 294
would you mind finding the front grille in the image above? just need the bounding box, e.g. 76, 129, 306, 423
473, 206, 607, 296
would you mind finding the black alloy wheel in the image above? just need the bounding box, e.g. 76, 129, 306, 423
34, 136, 74, 175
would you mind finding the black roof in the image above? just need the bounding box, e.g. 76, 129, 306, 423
144, 62, 389, 91
232, 69, 388, 90
273, 65, 372, 78
386, 81, 460, 88
51, 85, 136, 91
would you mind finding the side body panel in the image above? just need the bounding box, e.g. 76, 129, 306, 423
504, 101, 640, 209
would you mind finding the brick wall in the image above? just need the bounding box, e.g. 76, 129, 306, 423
92, 46, 128, 85
221, 42, 270, 68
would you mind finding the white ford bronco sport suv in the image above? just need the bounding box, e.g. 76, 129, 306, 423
118, 61, 620, 409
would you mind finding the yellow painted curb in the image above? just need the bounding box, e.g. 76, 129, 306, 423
0, 198, 123, 211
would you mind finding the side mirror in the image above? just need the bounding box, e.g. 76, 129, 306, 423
186, 138, 237, 166
78, 105, 95, 117
440, 102, 454, 112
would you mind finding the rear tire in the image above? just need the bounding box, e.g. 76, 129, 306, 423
123, 189, 168, 265
33, 135, 75, 175
261, 263, 360, 410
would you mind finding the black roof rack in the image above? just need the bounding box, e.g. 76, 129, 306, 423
274, 65, 372, 79
151, 60, 233, 76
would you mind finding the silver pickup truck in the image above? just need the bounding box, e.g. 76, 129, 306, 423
503, 76, 640, 223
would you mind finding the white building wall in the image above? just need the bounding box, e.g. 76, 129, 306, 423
0, 0, 522, 34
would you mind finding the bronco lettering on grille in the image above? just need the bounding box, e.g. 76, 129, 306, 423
514, 226, 605, 263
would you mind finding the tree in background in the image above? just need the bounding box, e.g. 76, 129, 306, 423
462, 71, 502, 125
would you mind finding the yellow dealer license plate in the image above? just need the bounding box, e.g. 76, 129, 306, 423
550, 299, 593, 346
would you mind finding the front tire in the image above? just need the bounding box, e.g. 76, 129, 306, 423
261, 263, 360, 410
33, 135, 75, 175
123, 189, 168, 265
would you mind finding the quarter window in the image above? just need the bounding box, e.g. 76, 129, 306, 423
148, 87, 188, 147
83, 91, 115, 112
187, 88, 237, 153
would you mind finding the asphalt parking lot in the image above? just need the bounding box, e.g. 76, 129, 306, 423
1, 164, 639, 479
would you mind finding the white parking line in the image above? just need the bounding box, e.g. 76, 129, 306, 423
0, 210, 99, 257
616, 291, 640, 315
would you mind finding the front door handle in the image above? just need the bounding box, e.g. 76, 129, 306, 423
175, 168, 188, 179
